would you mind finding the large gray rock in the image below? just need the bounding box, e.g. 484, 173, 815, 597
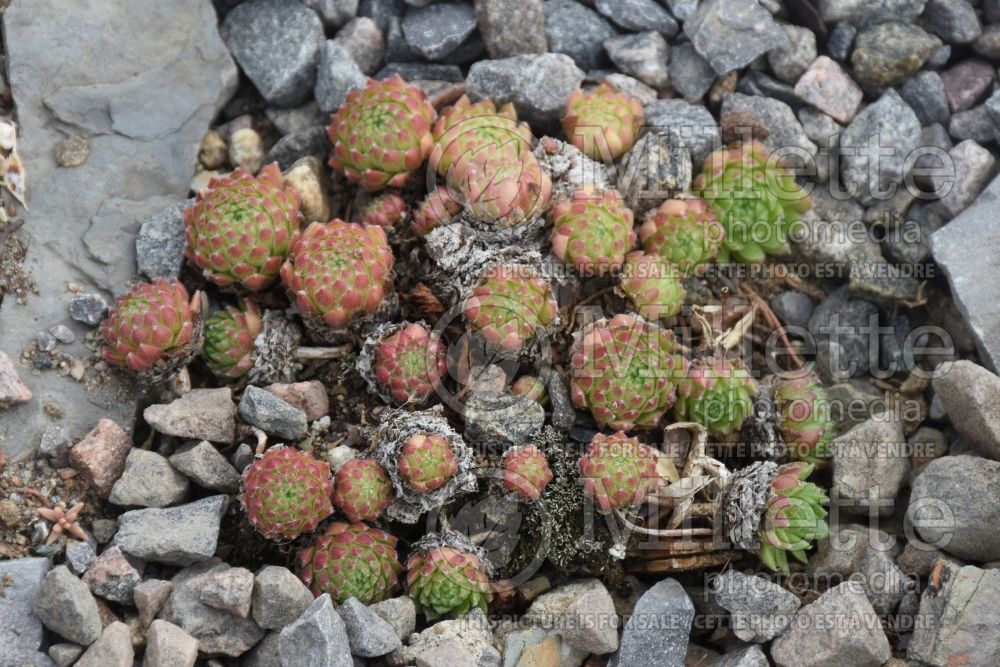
33, 565, 102, 646
402, 2, 477, 60
931, 175, 1000, 372
0, 557, 51, 662
0, 0, 236, 461
108, 448, 190, 507
603, 32, 671, 90
252, 566, 315, 630
720, 92, 817, 165
113, 495, 228, 566
169, 440, 242, 493
909, 455, 1000, 561
144, 387, 236, 443
543, 0, 616, 72
909, 563, 1000, 666
685, 0, 787, 75
238, 385, 309, 441
336, 597, 402, 657
278, 594, 352, 667
643, 99, 720, 167
932, 361, 1000, 460
314, 40, 367, 113
830, 414, 910, 517
221, 0, 324, 107
711, 570, 800, 643
593, 0, 677, 36
370, 596, 417, 640
615, 578, 693, 667
770, 582, 891, 667
466, 54, 585, 127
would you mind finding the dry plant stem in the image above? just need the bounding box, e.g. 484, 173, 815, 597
294, 344, 353, 361
739, 283, 805, 369
629, 551, 737, 573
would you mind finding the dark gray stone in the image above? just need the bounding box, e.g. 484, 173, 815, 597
243, 632, 283, 667
466, 54, 585, 127
475, 0, 547, 59
169, 440, 242, 493
850, 21, 942, 88
807, 285, 879, 383
337, 597, 402, 657
303, 0, 359, 28
711, 570, 800, 642
33, 565, 102, 647
221, 0, 324, 107
685, 0, 788, 75
113, 495, 228, 566
136, 199, 191, 280
768, 24, 817, 84
720, 92, 817, 164
68, 294, 108, 327
736, 69, 801, 111
817, 0, 928, 26
617, 128, 692, 216
594, 0, 677, 37
940, 59, 995, 113
604, 31, 670, 89
546, 371, 576, 431
615, 578, 693, 667
932, 361, 1000, 461
769, 291, 815, 331
314, 40, 367, 113
708, 646, 768, 667
278, 594, 352, 667
544, 0, 616, 72
899, 71, 950, 126
949, 104, 999, 143
377, 62, 464, 81
930, 139, 996, 218
973, 24, 1000, 59
252, 566, 315, 631
82, 546, 144, 605
668, 43, 715, 103
807, 524, 907, 616
109, 448, 190, 507
359, 0, 405, 33
826, 21, 856, 61
463, 392, 544, 446
643, 98, 720, 166
0, 557, 51, 661
922, 0, 981, 45
65, 540, 96, 575
38, 425, 72, 467
265, 126, 329, 171
402, 2, 477, 60
831, 414, 910, 517
239, 385, 309, 441
335, 17, 385, 76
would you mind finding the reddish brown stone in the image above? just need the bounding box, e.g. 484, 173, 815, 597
263, 381, 329, 421
0, 351, 32, 406
69, 418, 132, 498
794, 56, 863, 124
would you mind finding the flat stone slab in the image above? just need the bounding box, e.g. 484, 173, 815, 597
0, 0, 236, 460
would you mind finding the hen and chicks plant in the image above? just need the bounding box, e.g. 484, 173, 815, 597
240, 447, 334, 541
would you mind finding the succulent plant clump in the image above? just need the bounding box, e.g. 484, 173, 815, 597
297, 521, 402, 604
454, 149, 552, 226
569, 313, 685, 431
759, 462, 829, 574
562, 83, 644, 161
638, 198, 725, 276
549, 185, 636, 276
429, 95, 534, 180
411, 186, 462, 236
184, 163, 301, 291
674, 357, 757, 437
100, 279, 204, 380
332, 458, 394, 523
328, 75, 436, 191
201, 302, 262, 379
463, 264, 558, 354
773, 371, 834, 464
398, 433, 459, 493
695, 142, 812, 263
280, 220, 394, 330
501, 445, 554, 500
360, 322, 447, 406
360, 192, 409, 228
406, 534, 493, 620
619, 252, 687, 321
512, 375, 548, 406
578, 431, 658, 512
241, 447, 334, 540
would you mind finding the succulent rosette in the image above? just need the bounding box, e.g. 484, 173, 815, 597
694, 141, 812, 263
759, 462, 829, 574
502, 445, 554, 501
241, 447, 334, 541
511, 376, 548, 406
773, 371, 834, 464
100, 279, 204, 379
569, 314, 685, 431
562, 83, 644, 161
184, 163, 301, 291
398, 433, 459, 493
332, 458, 394, 523
674, 357, 757, 436
411, 186, 462, 236
280, 220, 394, 330
638, 197, 725, 276
360, 192, 409, 228
549, 185, 636, 276
328, 75, 436, 191
363, 322, 447, 406
454, 149, 552, 225
620, 251, 687, 321
578, 431, 658, 512
297, 521, 402, 604
430, 95, 534, 181
406, 534, 492, 620
463, 264, 558, 354
201, 302, 262, 379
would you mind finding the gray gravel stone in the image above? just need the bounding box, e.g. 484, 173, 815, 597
136, 199, 191, 280
252, 566, 314, 630
546, 371, 576, 431
831, 413, 910, 517
899, 71, 950, 126
335, 17, 385, 76
932, 361, 1000, 460
770, 582, 890, 667
475, 0, 546, 59
769, 291, 815, 332
239, 385, 309, 441
144, 619, 198, 667
561, 584, 619, 655
544, 0, 616, 72
358, 0, 403, 33
370, 596, 417, 640
851, 21, 941, 88
949, 104, 998, 143
940, 59, 995, 113
668, 43, 716, 103
74, 622, 132, 667
909, 564, 1000, 666
402, 2, 476, 60
817, 0, 928, 26
910, 455, 1000, 561
169, 440, 241, 493
768, 24, 817, 84
603, 32, 670, 89
840, 88, 921, 206
793, 55, 862, 124
798, 108, 843, 148
221, 0, 324, 107
337, 597, 402, 657
807, 524, 907, 615
33, 565, 102, 646
974, 24, 1000, 59
463, 392, 544, 446
38, 425, 72, 468
618, 128, 692, 215
144, 387, 236, 443
82, 546, 144, 605
403, 609, 498, 664
643, 98, 720, 166
243, 632, 282, 667
807, 285, 879, 383
0, 557, 51, 661
707, 646, 768, 667
594, 0, 677, 36
199, 566, 254, 618
109, 448, 189, 507
721, 92, 817, 164
265, 126, 330, 171
48, 644, 83, 667
161, 559, 266, 657
711, 570, 800, 643
930, 140, 996, 218
466, 53, 585, 127
134, 578, 173, 628
68, 294, 108, 327
314, 40, 367, 113
615, 578, 692, 667
113, 495, 227, 566
303, 0, 359, 28
922, 0, 981, 45
377, 62, 464, 81
826, 21, 856, 61
64, 540, 96, 575
685, 0, 787, 75
279, 594, 352, 667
